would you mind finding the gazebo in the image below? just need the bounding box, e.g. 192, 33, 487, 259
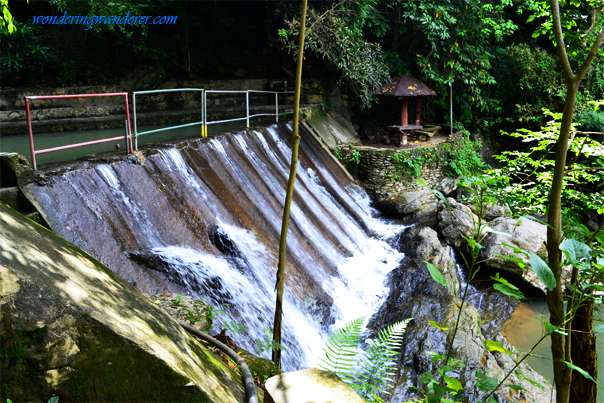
378, 75, 436, 145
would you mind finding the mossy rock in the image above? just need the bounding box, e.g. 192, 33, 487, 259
0, 204, 249, 403
237, 349, 283, 384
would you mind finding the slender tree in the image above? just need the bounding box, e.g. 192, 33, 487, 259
545, 0, 604, 401
271, 0, 308, 368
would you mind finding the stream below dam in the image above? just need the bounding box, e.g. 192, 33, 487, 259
502, 299, 604, 401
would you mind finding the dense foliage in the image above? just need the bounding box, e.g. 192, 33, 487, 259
488, 109, 604, 219
3, 0, 602, 134
279, 7, 390, 109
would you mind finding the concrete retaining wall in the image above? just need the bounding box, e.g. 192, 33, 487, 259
1, 79, 323, 135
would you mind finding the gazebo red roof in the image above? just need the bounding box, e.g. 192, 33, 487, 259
378, 75, 436, 97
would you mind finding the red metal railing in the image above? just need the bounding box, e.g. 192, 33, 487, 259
25, 93, 133, 170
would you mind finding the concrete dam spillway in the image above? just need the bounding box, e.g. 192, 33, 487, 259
29, 122, 405, 371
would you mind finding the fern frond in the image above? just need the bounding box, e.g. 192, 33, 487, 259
357, 318, 413, 398
318, 317, 365, 381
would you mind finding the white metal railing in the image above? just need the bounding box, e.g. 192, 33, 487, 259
133, 88, 204, 151
132, 88, 296, 151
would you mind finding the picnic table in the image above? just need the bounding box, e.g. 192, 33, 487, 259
385, 125, 441, 146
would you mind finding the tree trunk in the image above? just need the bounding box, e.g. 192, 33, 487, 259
271, 0, 308, 369
545, 1, 603, 402
546, 81, 578, 403
569, 296, 598, 403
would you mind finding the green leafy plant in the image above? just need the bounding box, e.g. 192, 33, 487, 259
576, 111, 604, 132
256, 328, 286, 354
351, 149, 361, 165
334, 147, 343, 161
171, 293, 186, 307
318, 317, 413, 402
440, 133, 486, 177
488, 109, 604, 216
198, 296, 229, 332
319, 317, 364, 383
224, 320, 246, 337
279, 7, 390, 109
0, 21, 50, 80
389, 135, 484, 182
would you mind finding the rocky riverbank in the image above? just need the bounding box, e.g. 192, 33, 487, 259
367, 187, 556, 402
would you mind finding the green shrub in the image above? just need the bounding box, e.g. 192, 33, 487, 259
577, 111, 604, 132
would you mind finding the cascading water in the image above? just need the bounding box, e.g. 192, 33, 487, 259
30, 123, 404, 371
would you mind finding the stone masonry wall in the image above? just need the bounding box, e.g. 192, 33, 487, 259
334, 139, 458, 201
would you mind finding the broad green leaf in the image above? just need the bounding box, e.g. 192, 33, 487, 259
486, 339, 512, 355
529, 252, 556, 291
517, 370, 545, 391
594, 325, 604, 335
493, 283, 525, 300
522, 215, 556, 230
427, 385, 447, 403
539, 314, 567, 336
444, 375, 463, 392
428, 320, 449, 331
425, 261, 448, 287
485, 226, 512, 237
491, 272, 519, 289
47, 398, 59, 403
417, 180, 451, 209
506, 384, 524, 391
559, 239, 591, 261
476, 376, 498, 391
562, 360, 596, 383
426, 351, 446, 364
448, 358, 467, 368
494, 253, 526, 269
501, 243, 529, 258
420, 370, 437, 385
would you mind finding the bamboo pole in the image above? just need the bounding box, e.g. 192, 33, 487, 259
271, 0, 308, 368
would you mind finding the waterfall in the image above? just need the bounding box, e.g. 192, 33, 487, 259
30, 123, 404, 371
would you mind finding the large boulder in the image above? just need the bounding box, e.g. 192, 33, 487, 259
369, 224, 551, 402
485, 204, 511, 222
264, 368, 365, 403
386, 295, 553, 403
434, 176, 460, 196
437, 198, 480, 250
478, 217, 558, 293
0, 204, 255, 403
377, 190, 438, 225
370, 226, 459, 330
399, 226, 460, 297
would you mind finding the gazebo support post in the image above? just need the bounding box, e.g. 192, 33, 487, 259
401, 97, 408, 126
415, 98, 421, 125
